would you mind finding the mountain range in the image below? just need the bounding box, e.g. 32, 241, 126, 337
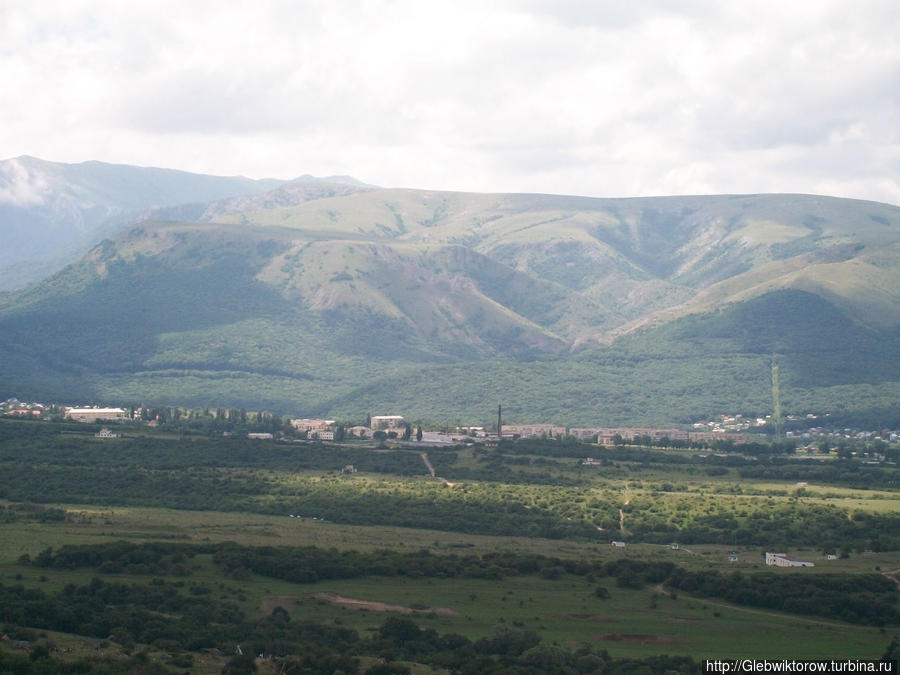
1, 158, 898, 427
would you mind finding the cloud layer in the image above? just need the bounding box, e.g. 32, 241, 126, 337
2, 0, 898, 204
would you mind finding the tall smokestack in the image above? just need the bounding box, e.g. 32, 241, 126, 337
497, 403, 502, 439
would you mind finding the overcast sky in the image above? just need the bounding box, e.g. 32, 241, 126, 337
2, 0, 899, 204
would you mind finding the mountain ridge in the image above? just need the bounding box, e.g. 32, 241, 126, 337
1, 164, 898, 425
0, 156, 373, 290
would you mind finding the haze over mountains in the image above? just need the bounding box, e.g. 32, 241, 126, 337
0, 156, 368, 290
1, 158, 898, 426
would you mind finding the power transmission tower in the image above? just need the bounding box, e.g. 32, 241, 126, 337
771, 358, 783, 439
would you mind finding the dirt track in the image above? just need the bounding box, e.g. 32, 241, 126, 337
313, 592, 458, 616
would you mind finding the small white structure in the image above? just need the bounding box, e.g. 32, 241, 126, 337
94, 427, 119, 438
765, 552, 814, 567
247, 432, 273, 440
826, 554, 838, 560
670, 542, 680, 550
610, 540, 626, 548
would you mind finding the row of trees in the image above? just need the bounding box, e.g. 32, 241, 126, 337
666, 568, 899, 626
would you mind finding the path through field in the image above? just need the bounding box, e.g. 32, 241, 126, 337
313, 592, 458, 616
421, 452, 454, 486
652, 584, 853, 629
619, 499, 630, 534
882, 568, 900, 591
421, 453, 435, 477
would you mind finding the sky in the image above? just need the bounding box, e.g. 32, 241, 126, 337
2, 0, 899, 204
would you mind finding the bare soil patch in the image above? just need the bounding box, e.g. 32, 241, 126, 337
567, 613, 619, 622
598, 633, 689, 647
259, 595, 297, 615
313, 592, 458, 616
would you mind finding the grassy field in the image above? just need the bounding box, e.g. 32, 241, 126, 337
4, 498, 897, 572
1, 421, 898, 671
253, 573, 889, 660
1, 500, 896, 666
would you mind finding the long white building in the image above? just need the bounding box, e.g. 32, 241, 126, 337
503, 423, 566, 438
370, 415, 405, 429
65, 407, 129, 422
765, 552, 814, 567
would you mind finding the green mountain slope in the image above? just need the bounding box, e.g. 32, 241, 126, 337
218, 189, 900, 334
308, 289, 900, 427
1, 187, 898, 425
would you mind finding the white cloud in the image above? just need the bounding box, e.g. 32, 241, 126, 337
0, 159, 49, 207
0, 0, 898, 204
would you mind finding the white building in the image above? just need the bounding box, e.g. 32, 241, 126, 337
503, 423, 567, 438
290, 418, 334, 432
765, 552, 814, 567
420, 431, 456, 445
370, 415, 405, 429
66, 407, 129, 422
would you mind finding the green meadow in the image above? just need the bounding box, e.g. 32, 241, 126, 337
0, 503, 894, 664
0, 420, 897, 672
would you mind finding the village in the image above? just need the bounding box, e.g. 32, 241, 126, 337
2, 397, 899, 449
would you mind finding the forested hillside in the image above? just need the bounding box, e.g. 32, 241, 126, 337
1, 183, 898, 425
